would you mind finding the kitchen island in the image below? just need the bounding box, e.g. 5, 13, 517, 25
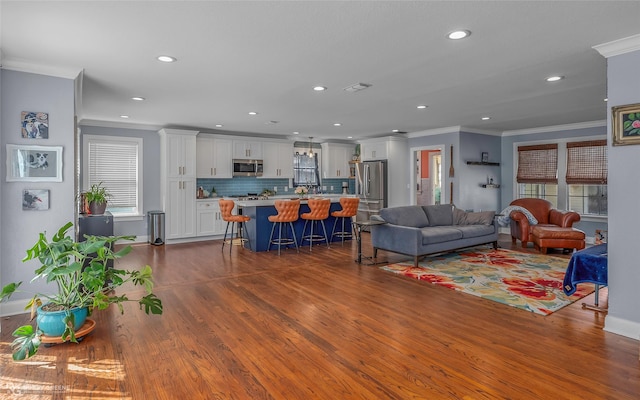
234, 196, 354, 252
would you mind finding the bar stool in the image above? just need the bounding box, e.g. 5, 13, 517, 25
330, 197, 360, 244
268, 199, 300, 255
219, 199, 251, 254
300, 198, 331, 251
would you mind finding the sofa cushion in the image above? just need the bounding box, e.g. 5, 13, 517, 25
464, 211, 495, 225
423, 204, 453, 226
379, 206, 430, 228
456, 225, 496, 239
421, 226, 463, 245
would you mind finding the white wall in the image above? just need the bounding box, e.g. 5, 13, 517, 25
0, 70, 76, 314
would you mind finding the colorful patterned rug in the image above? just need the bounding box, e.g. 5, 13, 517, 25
380, 248, 594, 315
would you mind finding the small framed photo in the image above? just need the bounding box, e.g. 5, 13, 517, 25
612, 102, 640, 146
23, 189, 50, 211
21, 111, 49, 139
481, 152, 489, 163
6, 144, 63, 182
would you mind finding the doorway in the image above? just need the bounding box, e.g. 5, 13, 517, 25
414, 147, 443, 206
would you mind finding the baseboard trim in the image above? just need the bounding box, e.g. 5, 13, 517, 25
0, 299, 29, 318
604, 315, 640, 340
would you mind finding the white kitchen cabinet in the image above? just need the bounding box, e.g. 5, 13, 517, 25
321, 143, 353, 179
167, 178, 197, 239
159, 129, 198, 240
197, 200, 227, 236
360, 140, 388, 161
261, 141, 294, 178
233, 139, 263, 159
196, 136, 233, 178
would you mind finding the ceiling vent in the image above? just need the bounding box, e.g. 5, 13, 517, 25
343, 82, 372, 93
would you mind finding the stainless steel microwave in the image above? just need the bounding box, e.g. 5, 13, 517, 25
233, 159, 263, 177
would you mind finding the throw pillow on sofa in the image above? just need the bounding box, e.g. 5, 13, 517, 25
454, 208, 495, 225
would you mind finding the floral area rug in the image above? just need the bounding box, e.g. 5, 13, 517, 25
380, 248, 594, 315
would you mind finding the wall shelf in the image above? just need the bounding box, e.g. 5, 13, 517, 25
480, 184, 501, 188
467, 161, 500, 166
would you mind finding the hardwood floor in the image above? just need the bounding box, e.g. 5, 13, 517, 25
2, 233, 638, 399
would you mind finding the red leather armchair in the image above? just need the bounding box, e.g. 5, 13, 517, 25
509, 198, 581, 248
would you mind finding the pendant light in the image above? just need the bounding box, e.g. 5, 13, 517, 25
308, 137, 314, 158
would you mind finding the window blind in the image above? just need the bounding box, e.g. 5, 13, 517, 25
566, 140, 607, 184
87, 140, 138, 209
516, 144, 558, 183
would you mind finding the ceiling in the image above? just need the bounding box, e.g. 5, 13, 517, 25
2, 1, 640, 141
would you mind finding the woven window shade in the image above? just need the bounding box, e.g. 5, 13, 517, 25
516, 144, 558, 183
566, 140, 607, 184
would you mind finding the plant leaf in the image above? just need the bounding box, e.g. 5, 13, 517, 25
139, 293, 163, 315
1, 282, 21, 301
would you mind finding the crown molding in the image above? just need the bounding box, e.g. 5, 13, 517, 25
406, 126, 461, 138
593, 33, 640, 58
502, 120, 606, 137
1, 58, 82, 80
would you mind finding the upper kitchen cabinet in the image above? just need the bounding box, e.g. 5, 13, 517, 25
196, 136, 233, 178
321, 143, 353, 179
360, 140, 388, 161
163, 129, 197, 178
233, 139, 263, 159
261, 141, 294, 178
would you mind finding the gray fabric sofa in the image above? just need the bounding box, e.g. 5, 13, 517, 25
370, 204, 498, 267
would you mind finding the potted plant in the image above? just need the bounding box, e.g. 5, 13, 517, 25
85, 182, 111, 215
0, 221, 163, 360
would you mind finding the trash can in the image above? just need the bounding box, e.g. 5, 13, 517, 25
148, 211, 165, 245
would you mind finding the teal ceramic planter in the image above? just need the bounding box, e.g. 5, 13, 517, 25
36, 305, 88, 337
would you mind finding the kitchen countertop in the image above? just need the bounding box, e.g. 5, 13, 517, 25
196, 194, 356, 206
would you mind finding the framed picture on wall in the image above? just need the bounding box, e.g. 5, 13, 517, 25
22, 189, 50, 211
6, 144, 63, 182
21, 111, 49, 139
612, 102, 640, 146
481, 152, 489, 163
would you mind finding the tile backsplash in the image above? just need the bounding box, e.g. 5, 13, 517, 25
196, 177, 354, 197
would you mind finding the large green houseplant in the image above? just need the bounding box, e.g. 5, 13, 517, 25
0, 221, 163, 360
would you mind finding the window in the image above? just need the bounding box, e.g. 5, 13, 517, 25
83, 135, 143, 218
514, 138, 607, 217
293, 153, 319, 186
566, 140, 607, 216
516, 144, 558, 206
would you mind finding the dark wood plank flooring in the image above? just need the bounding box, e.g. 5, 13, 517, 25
1, 233, 638, 399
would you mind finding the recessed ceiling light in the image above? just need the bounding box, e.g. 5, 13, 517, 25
604, 98, 608, 102
131, 96, 145, 101
447, 30, 471, 40
417, 105, 428, 109
333, 123, 342, 127
347, 136, 353, 139
313, 86, 327, 91
120, 115, 130, 119
215, 124, 223, 128
392, 129, 400, 133
157, 55, 177, 63
248, 111, 258, 115
293, 131, 300, 135
545, 75, 564, 82
482, 117, 491, 121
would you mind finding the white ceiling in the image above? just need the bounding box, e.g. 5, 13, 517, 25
2, 1, 640, 141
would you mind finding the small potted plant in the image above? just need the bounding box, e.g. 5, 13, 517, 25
0, 221, 163, 360
84, 182, 111, 215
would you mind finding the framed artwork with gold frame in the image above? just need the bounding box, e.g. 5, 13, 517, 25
612, 102, 640, 146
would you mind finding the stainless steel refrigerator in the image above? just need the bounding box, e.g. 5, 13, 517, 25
355, 160, 388, 222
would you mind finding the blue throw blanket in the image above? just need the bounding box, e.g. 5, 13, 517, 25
496, 205, 538, 227
563, 243, 608, 296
